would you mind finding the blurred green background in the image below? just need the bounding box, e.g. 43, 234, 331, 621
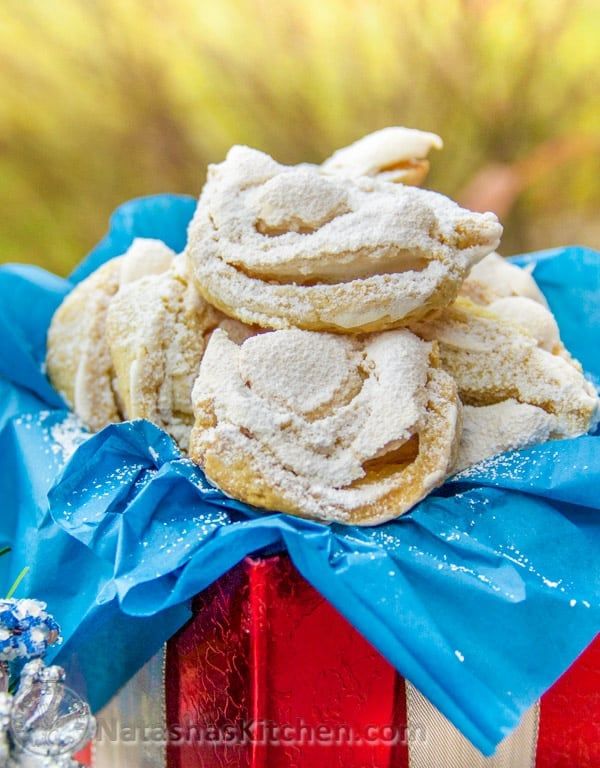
1, 0, 599, 276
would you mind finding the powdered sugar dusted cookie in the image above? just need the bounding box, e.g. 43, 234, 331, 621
454, 400, 558, 472
412, 298, 599, 441
106, 257, 254, 450
46, 238, 175, 432
189, 327, 461, 525
322, 126, 443, 185
486, 295, 568, 358
460, 252, 547, 306
461, 253, 579, 361
187, 145, 502, 333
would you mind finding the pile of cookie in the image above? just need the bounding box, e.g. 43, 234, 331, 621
47, 128, 599, 525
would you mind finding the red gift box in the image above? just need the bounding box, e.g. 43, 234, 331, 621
92, 555, 599, 768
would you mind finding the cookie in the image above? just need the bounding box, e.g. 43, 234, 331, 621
454, 400, 557, 472
189, 327, 461, 525
460, 252, 547, 306
46, 238, 174, 431
106, 257, 254, 450
187, 145, 502, 333
322, 126, 443, 185
412, 298, 598, 440
486, 296, 570, 358
462, 254, 578, 361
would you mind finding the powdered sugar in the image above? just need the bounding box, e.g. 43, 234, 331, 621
49, 414, 89, 461
460, 252, 548, 306
118, 238, 175, 285
455, 400, 557, 472
238, 330, 362, 417
487, 296, 561, 353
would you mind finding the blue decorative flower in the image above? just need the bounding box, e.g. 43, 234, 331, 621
0, 600, 61, 662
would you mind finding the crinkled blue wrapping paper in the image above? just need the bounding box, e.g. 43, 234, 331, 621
0, 195, 598, 756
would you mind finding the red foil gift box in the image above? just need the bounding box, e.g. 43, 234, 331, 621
92, 554, 599, 768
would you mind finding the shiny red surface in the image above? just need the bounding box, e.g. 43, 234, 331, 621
537, 634, 600, 768
166, 555, 405, 768
166, 560, 251, 768
164, 554, 598, 768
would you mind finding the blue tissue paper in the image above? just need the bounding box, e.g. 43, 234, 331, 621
0, 194, 598, 756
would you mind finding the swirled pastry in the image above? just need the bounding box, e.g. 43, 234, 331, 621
189, 327, 461, 525
460, 252, 547, 306
46, 238, 174, 431
106, 257, 253, 450
412, 298, 599, 441
454, 400, 557, 472
486, 295, 572, 359
461, 253, 577, 361
187, 146, 502, 333
322, 127, 443, 185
